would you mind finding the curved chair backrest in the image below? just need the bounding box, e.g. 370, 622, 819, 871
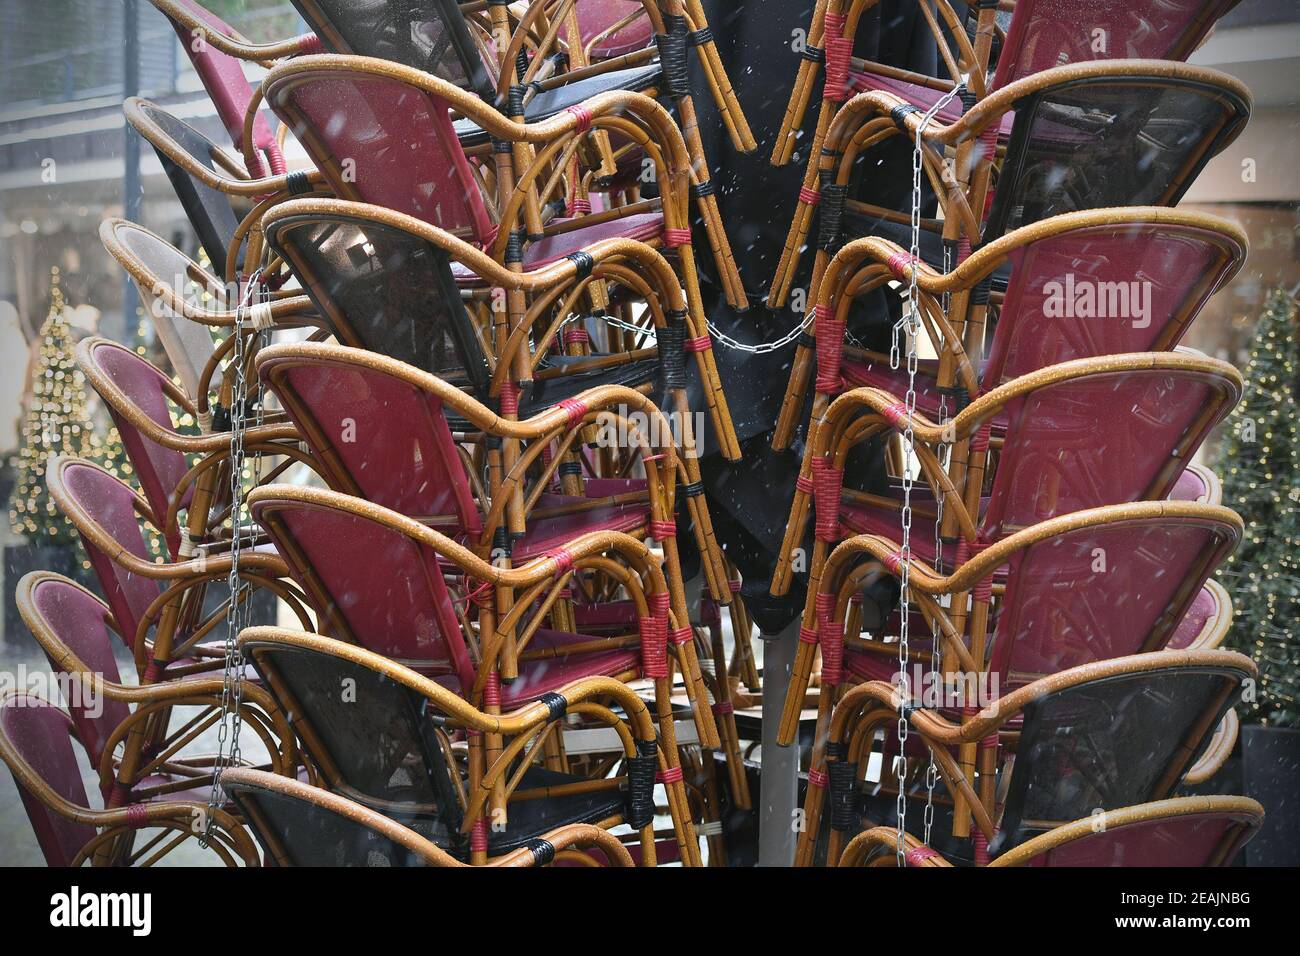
984, 71, 1249, 240
995, 655, 1252, 850
224, 766, 457, 866
289, 0, 497, 102
980, 358, 1240, 538
47, 458, 163, 647
1166, 579, 1231, 651
580, 1, 653, 60
0, 694, 96, 867
263, 63, 496, 245
994, 796, 1262, 867
257, 346, 481, 531
238, 632, 464, 835
248, 489, 475, 684
989, 505, 1241, 689
126, 99, 249, 269
982, 219, 1246, 387
261, 207, 488, 392
79, 338, 194, 556
101, 219, 222, 402
991, 0, 1239, 90
155, 0, 279, 164
17, 573, 132, 771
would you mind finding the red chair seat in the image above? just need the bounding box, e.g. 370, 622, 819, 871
515, 500, 651, 561
840, 356, 1007, 431
452, 213, 664, 286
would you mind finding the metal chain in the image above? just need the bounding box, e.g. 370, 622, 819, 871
922, 242, 953, 847
558, 310, 814, 357
705, 311, 814, 355
895, 84, 963, 866
202, 268, 261, 844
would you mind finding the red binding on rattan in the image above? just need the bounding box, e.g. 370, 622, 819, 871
548, 547, 575, 574
296, 33, 323, 55
881, 401, 911, 429
808, 768, 829, 789
569, 198, 592, 216
125, 803, 149, 830
671, 626, 694, 646
799, 186, 821, 206
799, 625, 819, 645
564, 328, 590, 346
656, 766, 683, 785
815, 592, 843, 685
822, 13, 852, 102
471, 818, 489, 852
905, 845, 942, 867
499, 381, 520, 416
883, 551, 905, 575
814, 304, 846, 393
483, 669, 501, 707
795, 474, 814, 495
565, 104, 594, 132
886, 251, 915, 280
649, 520, 677, 540
639, 615, 668, 678
712, 700, 734, 716
662, 228, 692, 248
810, 456, 843, 541
957, 236, 973, 264
557, 398, 589, 429
684, 336, 712, 353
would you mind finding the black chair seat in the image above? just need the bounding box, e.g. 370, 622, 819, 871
393, 765, 627, 858
454, 64, 663, 148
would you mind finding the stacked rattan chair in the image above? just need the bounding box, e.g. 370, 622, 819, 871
762, 0, 1264, 867
1, 1, 1267, 870
0, 0, 780, 867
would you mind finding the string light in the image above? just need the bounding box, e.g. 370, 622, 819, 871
1214, 288, 1300, 725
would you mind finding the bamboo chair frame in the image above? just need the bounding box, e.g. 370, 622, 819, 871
245, 476, 721, 755
771, 0, 1238, 171
222, 766, 636, 866
250, 51, 750, 311
250, 59, 743, 460
767, 57, 1251, 308
238, 626, 693, 865
807, 648, 1256, 865
75, 336, 320, 558
44, 455, 314, 678
838, 795, 1264, 867
16, 571, 297, 809
122, 98, 333, 286
781, 503, 1243, 860
260, 196, 739, 465
0, 691, 261, 867
771, 205, 1246, 454
772, 350, 1244, 597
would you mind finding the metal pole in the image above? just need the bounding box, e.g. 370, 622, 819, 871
121, 0, 141, 343
757, 618, 800, 866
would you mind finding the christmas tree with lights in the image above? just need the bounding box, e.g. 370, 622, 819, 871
1214, 288, 1300, 727
7, 268, 132, 550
